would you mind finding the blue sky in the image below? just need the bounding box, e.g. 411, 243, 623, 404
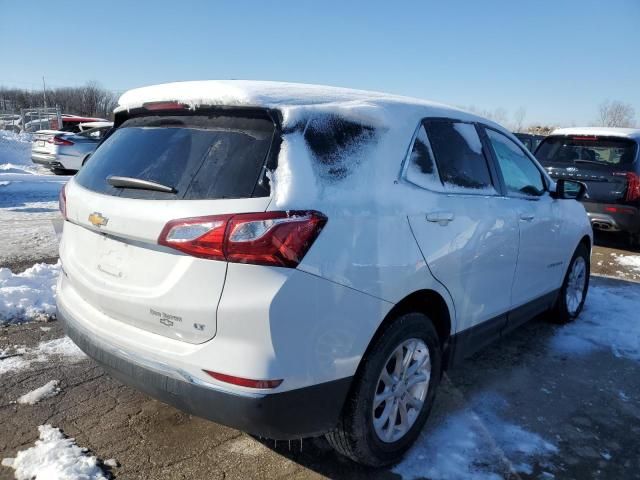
1, 0, 638, 126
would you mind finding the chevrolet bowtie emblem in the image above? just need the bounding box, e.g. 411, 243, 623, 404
88, 212, 109, 227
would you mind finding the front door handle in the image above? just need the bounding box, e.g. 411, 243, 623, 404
426, 212, 455, 225
520, 213, 535, 221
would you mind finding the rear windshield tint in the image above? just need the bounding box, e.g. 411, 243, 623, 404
535, 136, 637, 166
75, 112, 276, 200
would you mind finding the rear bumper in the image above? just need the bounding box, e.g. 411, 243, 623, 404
59, 303, 351, 440
584, 202, 640, 234
31, 152, 63, 169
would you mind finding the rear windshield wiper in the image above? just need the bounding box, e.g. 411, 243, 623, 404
573, 159, 604, 166
107, 175, 177, 193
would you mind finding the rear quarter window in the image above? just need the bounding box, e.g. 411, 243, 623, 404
75, 112, 277, 200
289, 113, 377, 182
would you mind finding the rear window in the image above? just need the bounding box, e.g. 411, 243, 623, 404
535, 136, 638, 166
75, 112, 276, 200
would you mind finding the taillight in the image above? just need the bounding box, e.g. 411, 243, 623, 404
50, 136, 74, 146
158, 214, 231, 261
143, 101, 187, 111
614, 172, 640, 202
203, 370, 283, 389
604, 206, 636, 214
226, 211, 327, 267
59, 184, 67, 220
158, 211, 327, 268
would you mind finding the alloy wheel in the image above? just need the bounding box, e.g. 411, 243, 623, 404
566, 256, 587, 315
372, 338, 431, 443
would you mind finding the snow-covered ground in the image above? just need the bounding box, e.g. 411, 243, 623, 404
17, 379, 60, 405
551, 279, 640, 361
396, 392, 558, 480
614, 253, 640, 273
0, 261, 60, 324
0, 336, 86, 376
1, 425, 109, 480
0, 130, 68, 267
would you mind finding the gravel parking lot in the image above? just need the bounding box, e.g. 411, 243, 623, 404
1, 236, 639, 479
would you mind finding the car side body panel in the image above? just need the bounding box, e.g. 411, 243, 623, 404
296, 213, 458, 332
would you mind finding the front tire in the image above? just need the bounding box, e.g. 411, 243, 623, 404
550, 243, 590, 324
325, 313, 442, 467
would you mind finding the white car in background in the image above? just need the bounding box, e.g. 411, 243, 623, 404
57, 81, 592, 466
31, 122, 112, 173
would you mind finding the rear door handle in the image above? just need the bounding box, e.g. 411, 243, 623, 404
426, 212, 455, 225
519, 213, 535, 221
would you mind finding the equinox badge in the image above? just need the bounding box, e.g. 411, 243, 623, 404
88, 212, 109, 228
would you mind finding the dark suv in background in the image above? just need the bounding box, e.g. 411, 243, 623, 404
535, 128, 640, 246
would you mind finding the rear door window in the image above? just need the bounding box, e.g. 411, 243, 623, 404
423, 120, 496, 192
74, 112, 276, 200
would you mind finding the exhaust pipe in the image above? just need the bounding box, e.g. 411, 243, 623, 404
592, 221, 611, 231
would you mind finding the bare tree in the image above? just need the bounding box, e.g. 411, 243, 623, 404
512, 106, 526, 132
597, 100, 636, 127
489, 107, 508, 126
459, 105, 510, 126
0, 82, 117, 119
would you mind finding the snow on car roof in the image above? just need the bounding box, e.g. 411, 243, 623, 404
551, 127, 640, 141
116, 80, 494, 128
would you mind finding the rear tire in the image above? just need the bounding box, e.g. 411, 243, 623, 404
325, 313, 442, 467
549, 243, 589, 324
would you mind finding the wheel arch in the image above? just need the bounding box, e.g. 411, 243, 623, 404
578, 234, 591, 255
360, 289, 453, 371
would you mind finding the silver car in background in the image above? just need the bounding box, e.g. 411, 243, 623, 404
31, 122, 112, 173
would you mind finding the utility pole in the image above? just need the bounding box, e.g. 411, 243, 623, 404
42, 76, 47, 109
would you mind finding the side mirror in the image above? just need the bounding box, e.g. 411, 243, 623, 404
553, 178, 587, 201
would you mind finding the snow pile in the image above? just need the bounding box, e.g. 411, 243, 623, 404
1, 425, 108, 480
36, 336, 86, 361
0, 171, 67, 206
395, 393, 557, 480
0, 262, 60, 324
0, 130, 32, 169
0, 337, 86, 376
614, 255, 640, 273
551, 282, 640, 361
0, 128, 67, 202
17, 380, 60, 405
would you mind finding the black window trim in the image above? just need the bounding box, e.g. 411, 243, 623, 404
400, 117, 501, 196
479, 124, 552, 201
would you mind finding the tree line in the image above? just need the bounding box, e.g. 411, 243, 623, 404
460, 100, 637, 133
0, 82, 118, 119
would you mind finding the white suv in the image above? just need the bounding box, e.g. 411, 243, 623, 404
57, 81, 592, 466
